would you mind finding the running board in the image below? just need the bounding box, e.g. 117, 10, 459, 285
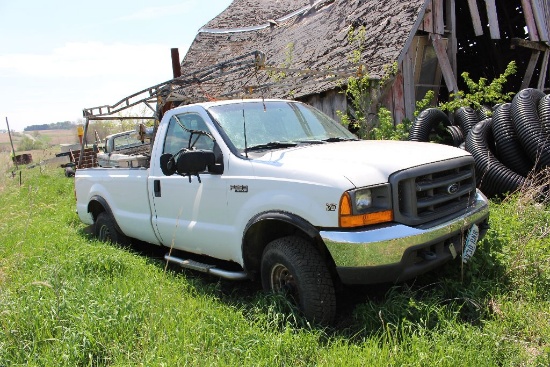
164, 254, 248, 281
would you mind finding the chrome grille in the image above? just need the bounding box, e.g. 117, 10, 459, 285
391, 157, 477, 226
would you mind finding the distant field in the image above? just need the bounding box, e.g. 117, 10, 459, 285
34, 128, 79, 145
0, 132, 18, 145
0, 129, 78, 153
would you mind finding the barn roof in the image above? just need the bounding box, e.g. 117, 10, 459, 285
179, 0, 426, 101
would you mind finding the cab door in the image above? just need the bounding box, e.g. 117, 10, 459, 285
148, 112, 234, 261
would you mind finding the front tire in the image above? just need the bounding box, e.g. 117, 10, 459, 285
261, 236, 336, 325
94, 212, 128, 246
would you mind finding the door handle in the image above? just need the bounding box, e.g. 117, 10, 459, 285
154, 180, 161, 197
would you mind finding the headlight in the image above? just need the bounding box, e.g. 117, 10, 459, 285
355, 190, 373, 212
339, 184, 393, 228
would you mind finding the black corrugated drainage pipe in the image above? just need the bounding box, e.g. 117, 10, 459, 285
446, 125, 464, 147
511, 88, 550, 169
454, 106, 479, 137
491, 103, 533, 177
409, 108, 451, 142
465, 118, 527, 197
476, 105, 492, 121
539, 94, 550, 138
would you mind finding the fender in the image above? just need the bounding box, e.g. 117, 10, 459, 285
241, 210, 322, 275
88, 195, 125, 235
244, 210, 320, 239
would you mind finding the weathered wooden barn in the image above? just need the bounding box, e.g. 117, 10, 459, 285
178, 0, 549, 125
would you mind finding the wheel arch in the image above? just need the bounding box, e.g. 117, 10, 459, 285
87, 195, 124, 234
242, 211, 337, 280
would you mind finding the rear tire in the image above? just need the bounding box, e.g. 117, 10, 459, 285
94, 212, 128, 246
64, 167, 75, 177
261, 236, 336, 325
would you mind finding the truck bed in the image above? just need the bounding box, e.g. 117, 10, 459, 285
75, 167, 160, 245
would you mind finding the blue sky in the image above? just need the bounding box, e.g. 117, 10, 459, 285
0, 0, 233, 131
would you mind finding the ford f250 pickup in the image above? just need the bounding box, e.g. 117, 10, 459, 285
75, 99, 489, 324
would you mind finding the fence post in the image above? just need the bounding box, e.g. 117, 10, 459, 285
5, 117, 19, 171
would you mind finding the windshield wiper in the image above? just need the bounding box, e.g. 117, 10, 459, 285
296, 137, 359, 145
322, 137, 358, 142
295, 139, 325, 145
245, 141, 298, 152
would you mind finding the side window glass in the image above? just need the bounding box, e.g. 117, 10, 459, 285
163, 113, 214, 155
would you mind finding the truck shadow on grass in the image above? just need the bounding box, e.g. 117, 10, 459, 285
80, 225, 508, 337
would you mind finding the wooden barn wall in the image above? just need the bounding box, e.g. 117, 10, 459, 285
382, 72, 406, 124
299, 90, 347, 123
388, 0, 457, 123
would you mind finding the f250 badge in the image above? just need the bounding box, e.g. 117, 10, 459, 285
230, 185, 248, 193
326, 203, 337, 211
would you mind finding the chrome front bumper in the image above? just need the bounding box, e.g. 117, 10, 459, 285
321, 190, 490, 284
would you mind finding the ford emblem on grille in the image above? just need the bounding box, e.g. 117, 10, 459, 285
447, 183, 460, 194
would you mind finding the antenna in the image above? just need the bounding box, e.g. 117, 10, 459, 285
242, 101, 248, 158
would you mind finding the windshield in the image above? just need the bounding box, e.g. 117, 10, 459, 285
208, 101, 357, 152
113, 134, 143, 150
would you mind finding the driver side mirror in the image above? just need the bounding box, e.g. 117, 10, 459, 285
176, 150, 215, 176
159, 149, 222, 181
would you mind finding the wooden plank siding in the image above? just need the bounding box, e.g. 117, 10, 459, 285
418, 0, 444, 35
446, 0, 458, 77
402, 43, 416, 119
522, 51, 541, 89
419, 1, 434, 33
467, 0, 484, 36
485, 0, 501, 39
531, 0, 549, 42
434, 0, 445, 35
382, 71, 406, 124
431, 34, 458, 94
301, 90, 348, 122
522, 0, 540, 41
397, 0, 431, 66
538, 51, 549, 90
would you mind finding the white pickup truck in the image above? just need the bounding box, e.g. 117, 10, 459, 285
75, 99, 489, 324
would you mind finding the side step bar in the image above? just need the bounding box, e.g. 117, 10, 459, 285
164, 254, 249, 281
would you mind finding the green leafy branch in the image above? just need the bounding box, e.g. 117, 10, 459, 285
438, 61, 517, 113
373, 108, 412, 141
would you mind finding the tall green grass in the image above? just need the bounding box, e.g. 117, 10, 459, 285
1, 154, 549, 366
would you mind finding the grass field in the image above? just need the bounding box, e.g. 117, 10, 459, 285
0, 154, 549, 366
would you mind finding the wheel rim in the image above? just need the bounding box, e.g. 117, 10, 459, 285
98, 224, 111, 242
270, 263, 299, 302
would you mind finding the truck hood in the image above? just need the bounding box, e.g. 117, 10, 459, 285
252, 140, 471, 188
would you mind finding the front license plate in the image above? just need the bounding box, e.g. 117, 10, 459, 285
462, 224, 479, 264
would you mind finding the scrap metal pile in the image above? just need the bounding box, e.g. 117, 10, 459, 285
409, 88, 550, 197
